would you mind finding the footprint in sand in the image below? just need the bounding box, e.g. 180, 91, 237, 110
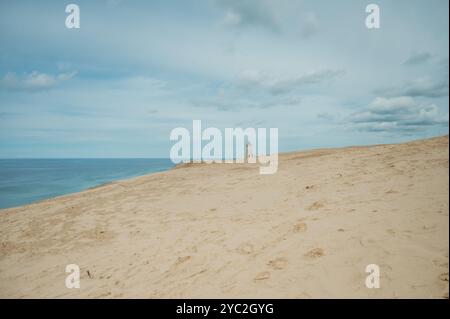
267, 257, 288, 270
175, 256, 192, 265
307, 201, 324, 211
96, 291, 112, 298
385, 189, 398, 195
187, 245, 198, 253
293, 222, 307, 233
386, 229, 396, 235
254, 271, 270, 281
304, 248, 325, 258
439, 272, 449, 282
432, 259, 448, 268
237, 243, 254, 255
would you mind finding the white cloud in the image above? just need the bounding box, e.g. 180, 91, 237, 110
237, 69, 345, 95
222, 10, 243, 27
190, 68, 343, 111
349, 96, 448, 132
368, 96, 417, 114
0, 71, 77, 91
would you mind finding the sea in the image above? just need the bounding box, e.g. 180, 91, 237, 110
0, 159, 174, 209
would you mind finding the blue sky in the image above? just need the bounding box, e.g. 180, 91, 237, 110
0, 0, 448, 158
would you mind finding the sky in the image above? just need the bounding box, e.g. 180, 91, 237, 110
0, 0, 448, 158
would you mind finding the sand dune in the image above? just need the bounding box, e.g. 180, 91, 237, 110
0, 136, 448, 298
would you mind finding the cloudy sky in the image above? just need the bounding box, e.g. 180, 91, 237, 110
0, 0, 448, 158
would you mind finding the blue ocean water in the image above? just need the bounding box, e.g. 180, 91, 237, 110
0, 159, 174, 209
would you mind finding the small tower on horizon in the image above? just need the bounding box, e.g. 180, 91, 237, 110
246, 142, 254, 163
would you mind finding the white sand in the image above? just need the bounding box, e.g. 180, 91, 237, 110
0, 136, 448, 298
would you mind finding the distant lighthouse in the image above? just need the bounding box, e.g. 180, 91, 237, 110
246, 142, 254, 163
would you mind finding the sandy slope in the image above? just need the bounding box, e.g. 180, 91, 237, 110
0, 136, 448, 298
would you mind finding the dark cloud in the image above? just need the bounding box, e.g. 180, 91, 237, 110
191, 94, 301, 111
216, 0, 279, 31
237, 69, 345, 95
375, 76, 449, 98
403, 52, 432, 66
299, 12, 319, 38
317, 112, 335, 121
216, 0, 320, 37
